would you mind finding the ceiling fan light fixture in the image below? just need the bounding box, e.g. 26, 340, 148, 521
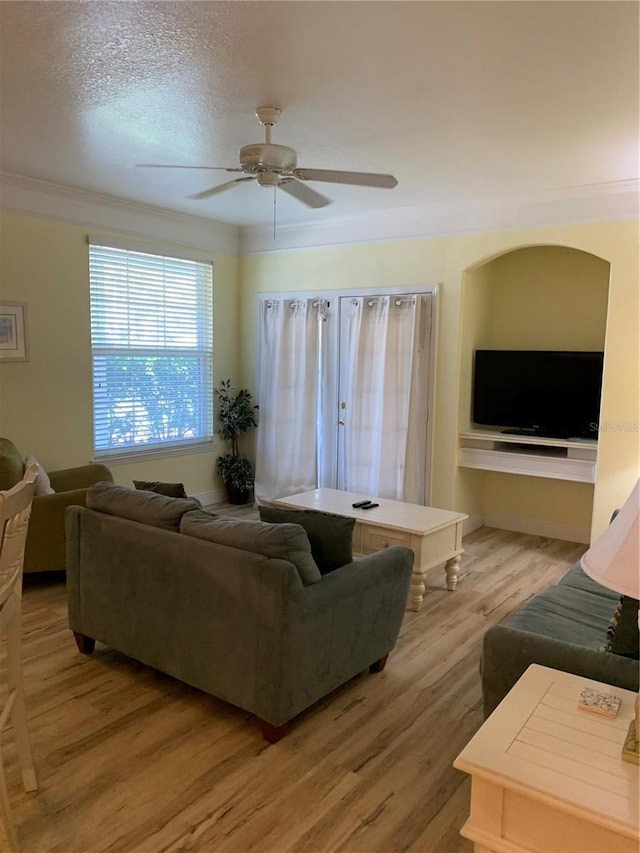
257, 172, 279, 188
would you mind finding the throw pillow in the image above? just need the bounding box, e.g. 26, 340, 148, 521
133, 480, 188, 499
181, 509, 321, 586
24, 453, 55, 496
87, 482, 201, 532
258, 505, 355, 574
603, 596, 639, 659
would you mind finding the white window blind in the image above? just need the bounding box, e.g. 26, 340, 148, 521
89, 244, 214, 457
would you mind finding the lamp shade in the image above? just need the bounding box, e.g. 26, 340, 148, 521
580, 480, 640, 599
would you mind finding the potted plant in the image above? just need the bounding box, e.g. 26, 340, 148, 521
215, 379, 258, 504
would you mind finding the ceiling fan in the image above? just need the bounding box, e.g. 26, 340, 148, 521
136, 106, 398, 209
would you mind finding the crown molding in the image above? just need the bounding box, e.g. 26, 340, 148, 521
0, 172, 240, 255
1, 171, 637, 257
240, 179, 640, 254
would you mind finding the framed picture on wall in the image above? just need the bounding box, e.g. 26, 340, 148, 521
0, 302, 28, 361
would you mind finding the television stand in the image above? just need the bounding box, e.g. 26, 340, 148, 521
501, 427, 577, 440
458, 429, 598, 483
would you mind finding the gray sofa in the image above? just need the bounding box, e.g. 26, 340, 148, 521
66, 483, 414, 741
481, 562, 639, 717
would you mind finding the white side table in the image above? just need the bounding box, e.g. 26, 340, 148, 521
454, 664, 639, 853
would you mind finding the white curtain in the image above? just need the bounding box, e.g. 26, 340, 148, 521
340, 295, 429, 503
254, 299, 327, 501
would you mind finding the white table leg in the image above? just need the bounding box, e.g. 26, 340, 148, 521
408, 568, 426, 611
445, 555, 461, 591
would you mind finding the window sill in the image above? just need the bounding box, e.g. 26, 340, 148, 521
93, 441, 217, 466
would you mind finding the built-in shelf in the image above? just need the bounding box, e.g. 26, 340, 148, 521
458, 430, 598, 483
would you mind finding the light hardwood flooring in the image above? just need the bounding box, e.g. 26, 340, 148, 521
6, 516, 585, 852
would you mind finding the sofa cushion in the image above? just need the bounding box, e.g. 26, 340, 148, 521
557, 562, 619, 602
25, 453, 55, 496
505, 584, 617, 649
86, 482, 201, 532
604, 596, 640, 659
0, 438, 24, 491
258, 506, 354, 574
133, 480, 188, 499
181, 509, 322, 586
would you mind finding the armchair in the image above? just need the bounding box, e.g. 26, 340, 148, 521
0, 438, 113, 573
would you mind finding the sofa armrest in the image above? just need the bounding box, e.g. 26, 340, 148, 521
48, 464, 113, 493
481, 624, 640, 718
254, 546, 414, 724
300, 546, 414, 616
26, 489, 92, 573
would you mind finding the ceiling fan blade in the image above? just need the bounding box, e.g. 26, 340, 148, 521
279, 178, 331, 208
294, 168, 397, 189
188, 176, 256, 200
136, 164, 243, 172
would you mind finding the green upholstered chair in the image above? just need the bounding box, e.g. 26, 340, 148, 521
0, 438, 113, 574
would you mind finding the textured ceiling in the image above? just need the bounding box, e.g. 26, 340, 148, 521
0, 1, 638, 228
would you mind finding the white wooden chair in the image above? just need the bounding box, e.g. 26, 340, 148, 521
0, 465, 38, 851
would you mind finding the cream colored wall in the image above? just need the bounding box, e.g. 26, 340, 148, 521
240, 220, 639, 540
482, 473, 597, 532
458, 264, 492, 433
455, 263, 492, 517
459, 247, 609, 414
1, 206, 635, 533
485, 246, 609, 349
0, 211, 239, 495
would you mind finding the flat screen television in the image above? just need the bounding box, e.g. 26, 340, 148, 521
472, 350, 604, 439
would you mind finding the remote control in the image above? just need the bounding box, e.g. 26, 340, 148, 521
361, 502, 379, 509
352, 499, 372, 508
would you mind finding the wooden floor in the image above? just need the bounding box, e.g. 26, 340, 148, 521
6, 517, 585, 852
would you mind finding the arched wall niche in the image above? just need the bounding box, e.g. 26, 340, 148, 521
456, 243, 611, 544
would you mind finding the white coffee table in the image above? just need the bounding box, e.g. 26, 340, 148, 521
274, 488, 468, 610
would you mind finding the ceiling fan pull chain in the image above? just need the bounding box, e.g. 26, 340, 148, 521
273, 185, 277, 239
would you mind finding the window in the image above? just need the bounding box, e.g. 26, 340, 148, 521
89, 243, 213, 457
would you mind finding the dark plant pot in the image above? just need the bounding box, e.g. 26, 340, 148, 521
225, 481, 250, 505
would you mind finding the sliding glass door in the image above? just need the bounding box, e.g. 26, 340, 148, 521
337, 293, 432, 503
254, 297, 334, 502
255, 289, 434, 505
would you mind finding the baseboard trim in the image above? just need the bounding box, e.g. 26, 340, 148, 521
483, 512, 590, 544
192, 497, 590, 543
462, 513, 484, 537
194, 488, 225, 507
